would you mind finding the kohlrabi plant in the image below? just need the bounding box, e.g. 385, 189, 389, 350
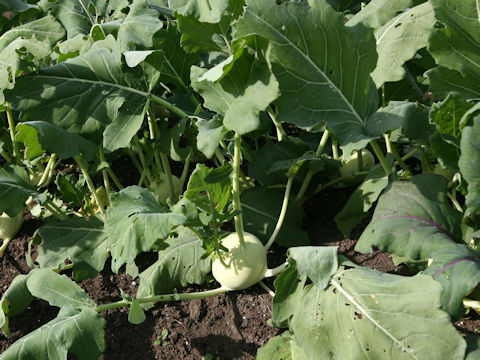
1, 0, 480, 359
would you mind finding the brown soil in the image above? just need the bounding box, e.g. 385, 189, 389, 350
1, 187, 479, 359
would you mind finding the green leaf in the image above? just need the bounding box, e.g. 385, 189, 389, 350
137, 227, 211, 300
429, 131, 460, 172
241, 186, 310, 248
26, 269, 95, 309
249, 139, 309, 185
459, 118, 480, 214
0, 164, 46, 217
424, 244, 480, 319
128, 299, 146, 325
466, 335, 480, 360
172, 0, 231, 23
1, 0, 38, 12
184, 164, 232, 214
117, 0, 163, 51
0, 37, 52, 103
191, 50, 279, 135
105, 186, 186, 273
364, 101, 415, 137
196, 116, 226, 159
430, 92, 472, 138
283, 267, 466, 359
0, 274, 33, 337
50, 0, 128, 38
55, 173, 87, 208
175, 0, 245, 53
36, 216, 109, 281
233, 0, 378, 152
335, 165, 389, 237
347, 0, 414, 29
155, 22, 199, 90
6, 36, 152, 151
0, 14, 64, 51
426, 0, 480, 98
355, 174, 463, 261
257, 332, 305, 360
16, 121, 97, 161
0, 307, 105, 360
370, 3, 435, 88
402, 103, 434, 144
288, 246, 338, 290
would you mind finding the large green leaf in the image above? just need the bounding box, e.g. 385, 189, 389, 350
195, 116, 226, 159
184, 164, 232, 214
0, 14, 65, 50
233, 0, 378, 153
355, 174, 463, 261
36, 216, 109, 281
48, 0, 128, 38
26, 269, 95, 309
0, 37, 51, 103
241, 186, 310, 248
105, 186, 186, 273
137, 227, 211, 300
459, 118, 480, 214
257, 332, 305, 360
347, 0, 414, 29
369, 3, 435, 88
174, 0, 245, 53
16, 121, 97, 161
6, 36, 154, 151
155, 22, 199, 90
0, 164, 46, 217
335, 165, 389, 237
0, 274, 33, 337
426, 0, 480, 98
424, 244, 480, 319
0, 307, 105, 360
191, 50, 279, 135
430, 92, 471, 138
278, 265, 466, 359
117, 0, 163, 51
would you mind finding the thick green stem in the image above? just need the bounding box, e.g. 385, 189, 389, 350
268, 107, 286, 141
383, 134, 393, 153
0, 238, 12, 256
74, 155, 106, 214
5, 103, 20, 164
265, 177, 293, 251
418, 145, 432, 173
160, 153, 175, 201
295, 130, 330, 203
232, 134, 245, 247
106, 167, 124, 190
131, 137, 154, 185
447, 191, 463, 212
332, 139, 339, 160
264, 263, 288, 278
389, 143, 410, 173
147, 108, 164, 178
95, 287, 229, 313
150, 94, 188, 119
370, 140, 392, 176
37, 153, 57, 187
98, 147, 110, 199
179, 151, 192, 190
1, 151, 11, 163
259, 281, 275, 297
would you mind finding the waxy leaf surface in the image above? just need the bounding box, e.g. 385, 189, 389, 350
234, 0, 378, 152
356, 174, 462, 260
105, 186, 186, 273
459, 118, 480, 214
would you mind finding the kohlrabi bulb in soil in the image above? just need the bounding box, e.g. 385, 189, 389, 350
212, 232, 267, 290
0, 211, 24, 240
151, 174, 182, 203
339, 149, 375, 185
